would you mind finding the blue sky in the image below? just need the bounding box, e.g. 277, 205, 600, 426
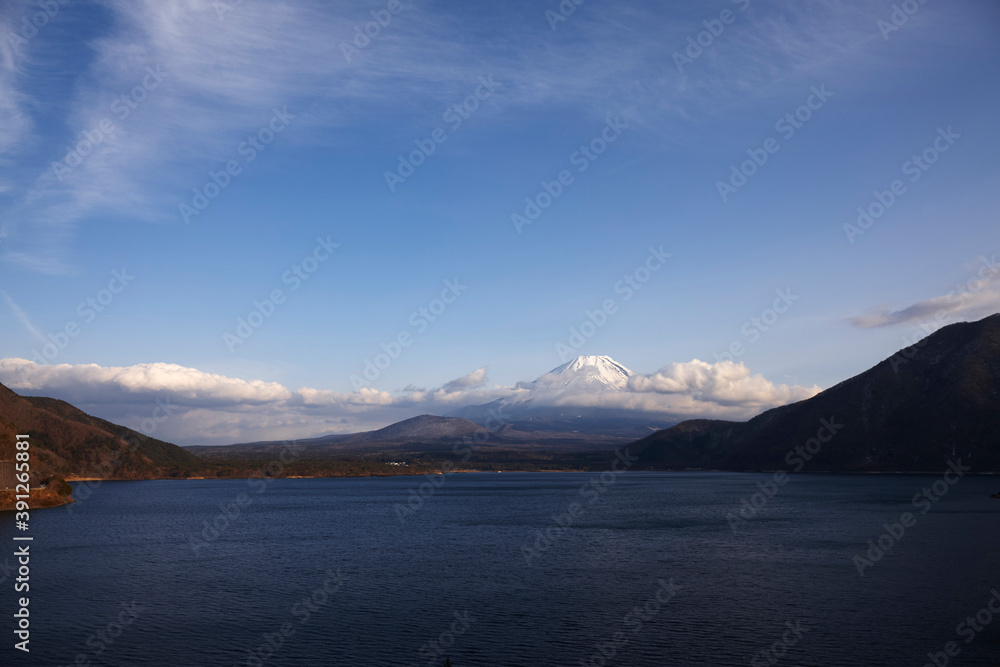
1, 0, 998, 445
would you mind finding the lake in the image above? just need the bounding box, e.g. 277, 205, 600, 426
2, 472, 999, 666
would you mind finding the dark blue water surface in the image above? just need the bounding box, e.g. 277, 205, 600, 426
2, 472, 1000, 666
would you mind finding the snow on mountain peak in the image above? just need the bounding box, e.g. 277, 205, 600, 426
537, 355, 633, 391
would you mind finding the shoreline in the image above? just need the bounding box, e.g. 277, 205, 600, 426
62, 468, 1000, 483
0, 486, 75, 512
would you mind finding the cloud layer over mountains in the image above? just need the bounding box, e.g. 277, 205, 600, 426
0, 356, 819, 445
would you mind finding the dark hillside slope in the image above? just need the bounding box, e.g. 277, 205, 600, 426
0, 383, 202, 479
634, 314, 1000, 471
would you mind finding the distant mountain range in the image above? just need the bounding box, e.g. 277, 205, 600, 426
196, 356, 676, 457
188, 320, 1000, 470
4, 315, 998, 477
187, 414, 492, 458
632, 314, 1000, 471
0, 382, 202, 480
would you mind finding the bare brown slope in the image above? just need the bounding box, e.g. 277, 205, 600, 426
0, 382, 201, 479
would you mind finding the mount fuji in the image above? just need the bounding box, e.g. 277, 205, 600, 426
194, 355, 675, 456
533, 355, 633, 392
447, 355, 676, 442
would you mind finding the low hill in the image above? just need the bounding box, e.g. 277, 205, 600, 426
633, 314, 1000, 471
189, 414, 502, 458
338, 414, 486, 444
0, 382, 203, 480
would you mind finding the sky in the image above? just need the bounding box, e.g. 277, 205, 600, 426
0, 0, 998, 446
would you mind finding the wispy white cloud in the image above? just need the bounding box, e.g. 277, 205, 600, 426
1, 0, 957, 272
0, 290, 45, 342
849, 289, 1000, 329
441, 365, 488, 392
0, 289, 45, 342
850, 257, 1000, 328
0, 2, 36, 195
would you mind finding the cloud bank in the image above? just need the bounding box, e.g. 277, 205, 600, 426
0, 356, 819, 445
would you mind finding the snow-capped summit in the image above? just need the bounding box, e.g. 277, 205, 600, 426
446, 354, 674, 440
534, 355, 633, 392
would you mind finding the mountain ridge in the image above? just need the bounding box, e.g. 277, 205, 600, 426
186, 414, 503, 457
0, 382, 202, 479
632, 314, 1000, 471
